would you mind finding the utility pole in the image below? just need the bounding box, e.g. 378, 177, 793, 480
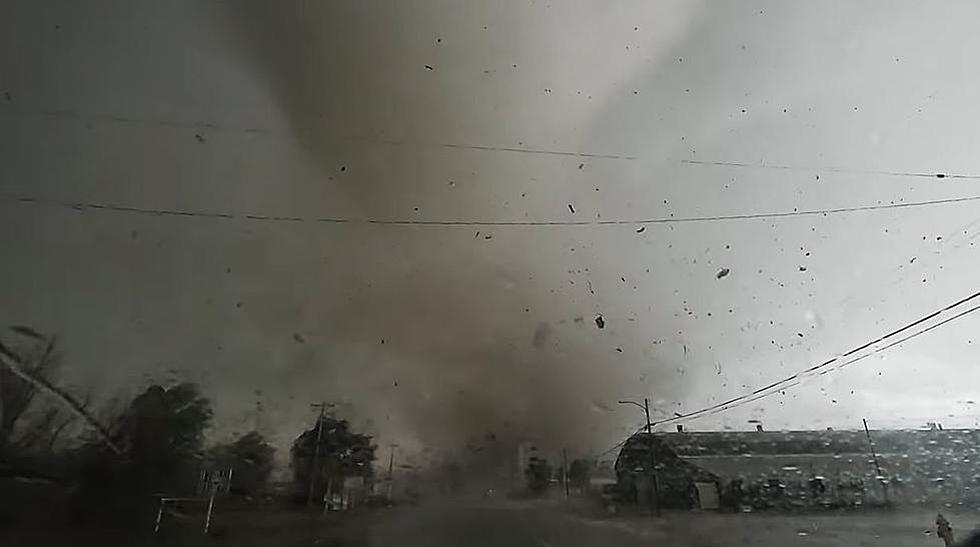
645, 397, 660, 516
386, 444, 398, 499
862, 418, 889, 505
307, 402, 329, 507
618, 398, 660, 516
644, 398, 652, 433
203, 480, 217, 534
562, 448, 570, 499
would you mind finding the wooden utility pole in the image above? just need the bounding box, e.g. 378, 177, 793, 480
643, 398, 652, 434
307, 403, 329, 507
386, 444, 398, 499
203, 481, 217, 534
562, 448, 570, 499
618, 397, 660, 516
862, 418, 889, 504
645, 398, 660, 516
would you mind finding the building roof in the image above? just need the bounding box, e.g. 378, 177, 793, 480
660, 429, 980, 457
654, 429, 980, 484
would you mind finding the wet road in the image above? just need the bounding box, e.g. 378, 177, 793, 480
344, 501, 651, 547
308, 501, 645, 547
7, 498, 963, 546
324, 501, 972, 547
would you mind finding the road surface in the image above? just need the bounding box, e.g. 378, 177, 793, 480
336, 500, 653, 547
6, 497, 976, 546
319, 500, 978, 547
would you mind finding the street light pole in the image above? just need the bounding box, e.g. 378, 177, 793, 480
617, 399, 650, 430
618, 398, 660, 516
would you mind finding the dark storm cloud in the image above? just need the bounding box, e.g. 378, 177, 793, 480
204, 1, 689, 456
7, 1, 980, 478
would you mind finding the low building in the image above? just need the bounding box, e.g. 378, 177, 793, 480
613, 432, 719, 509
647, 428, 980, 508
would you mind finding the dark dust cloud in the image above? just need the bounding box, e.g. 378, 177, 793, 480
6, 1, 980, 479
199, 1, 691, 459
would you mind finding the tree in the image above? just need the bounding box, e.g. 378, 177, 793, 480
568, 458, 594, 492
76, 382, 212, 495
115, 382, 212, 489
525, 456, 551, 495
290, 416, 375, 501
0, 327, 75, 454
208, 431, 275, 496
71, 382, 212, 524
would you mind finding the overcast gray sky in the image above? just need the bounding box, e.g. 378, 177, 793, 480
3, 1, 980, 460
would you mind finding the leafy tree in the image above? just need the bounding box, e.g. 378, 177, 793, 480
80, 382, 212, 493
525, 456, 551, 495
208, 431, 275, 495
71, 382, 212, 524
115, 382, 211, 480
291, 416, 375, 500
568, 458, 594, 492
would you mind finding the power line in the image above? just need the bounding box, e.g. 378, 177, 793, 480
592, 422, 648, 460
2, 109, 635, 161
15, 109, 980, 172
683, 159, 980, 181
4, 190, 980, 228
651, 288, 980, 428
592, 438, 628, 460
593, 289, 980, 459
668, 301, 980, 425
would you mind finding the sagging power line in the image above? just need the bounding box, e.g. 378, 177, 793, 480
683, 159, 980, 181
591, 288, 980, 460
3, 190, 980, 228
652, 289, 980, 428
2, 109, 635, 161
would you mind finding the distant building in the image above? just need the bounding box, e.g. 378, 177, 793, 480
628, 428, 980, 508
516, 441, 538, 480
613, 433, 719, 508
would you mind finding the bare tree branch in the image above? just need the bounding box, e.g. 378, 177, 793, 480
12, 407, 58, 452
9, 325, 46, 340
45, 414, 75, 452
0, 340, 121, 455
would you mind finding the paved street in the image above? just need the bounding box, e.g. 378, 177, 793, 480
6, 497, 978, 546
322, 501, 980, 547
342, 501, 652, 547
1, 499, 651, 547
303, 500, 980, 547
